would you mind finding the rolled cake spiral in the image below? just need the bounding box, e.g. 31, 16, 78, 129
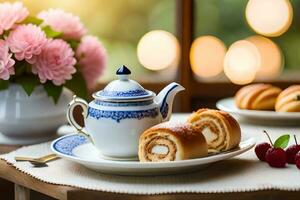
235, 83, 282, 110
187, 109, 241, 152
275, 85, 300, 112
138, 122, 207, 162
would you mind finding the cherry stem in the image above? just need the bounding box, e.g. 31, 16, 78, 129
294, 135, 298, 145
263, 130, 273, 146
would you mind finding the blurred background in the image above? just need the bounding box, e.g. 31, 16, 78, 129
6, 0, 300, 111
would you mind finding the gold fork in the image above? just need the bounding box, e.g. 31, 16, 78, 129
15, 154, 59, 167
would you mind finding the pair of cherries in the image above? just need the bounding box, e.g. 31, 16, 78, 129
255, 131, 300, 168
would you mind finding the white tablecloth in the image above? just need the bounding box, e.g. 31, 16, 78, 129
1, 114, 300, 194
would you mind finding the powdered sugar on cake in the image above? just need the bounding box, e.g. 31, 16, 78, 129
150, 121, 200, 137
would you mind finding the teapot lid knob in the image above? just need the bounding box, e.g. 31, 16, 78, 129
116, 65, 131, 80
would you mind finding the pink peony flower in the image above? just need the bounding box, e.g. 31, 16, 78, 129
7, 24, 47, 64
0, 40, 15, 80
32, 39, 76, 85
76, 35, 107, 90
0, 2, 29, 35
38, 9, 86, 40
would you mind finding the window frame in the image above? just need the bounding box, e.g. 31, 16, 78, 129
95, 0, 300, 112
176, 0, 300, 112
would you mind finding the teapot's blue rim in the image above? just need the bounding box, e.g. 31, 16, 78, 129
92, 90, 156, 102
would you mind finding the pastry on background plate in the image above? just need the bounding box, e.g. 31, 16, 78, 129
275, 85, 300, 112
235, 83, 282, 110
138, 122, 207, 162
188, 109, 241, 153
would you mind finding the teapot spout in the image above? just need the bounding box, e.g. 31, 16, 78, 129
155, 82, 185, 122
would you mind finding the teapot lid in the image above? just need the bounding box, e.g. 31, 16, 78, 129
93, 65, 155, 102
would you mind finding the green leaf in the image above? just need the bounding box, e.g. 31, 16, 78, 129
0, 80, 9, 90
43, 82, 63, 104
2, 30, 10, 38
15, 75, 39, 96
65, 71, 88, 99
274, 134, 290, 149
42, 26, 62, 38
67, 40, 80, 50
22, 16, 43, 25
14, 61, 31, 76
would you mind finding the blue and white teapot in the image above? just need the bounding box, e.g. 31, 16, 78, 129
67, 65, 184, 159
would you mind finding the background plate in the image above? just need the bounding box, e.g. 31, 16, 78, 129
217, 98, 300, 122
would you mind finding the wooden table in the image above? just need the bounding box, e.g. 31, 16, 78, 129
1, 131, 300, 200
1, 157, 300, 200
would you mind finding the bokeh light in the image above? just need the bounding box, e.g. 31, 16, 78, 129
246, 35, 283, 78
190, 36, 226, 78
246, 0, 293, 37
137, 30, 180, 71
224, 40, 261, 85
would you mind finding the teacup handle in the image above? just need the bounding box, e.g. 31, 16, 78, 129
67, 95, 93, 143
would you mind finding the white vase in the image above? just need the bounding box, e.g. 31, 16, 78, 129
0, 84, 73, 145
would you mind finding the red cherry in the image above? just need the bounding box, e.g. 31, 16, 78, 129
295, 152, 300, 169
296, 160, 300, 169
265, 148, 286, 168
255, 142, 272, 161
286, 144, 300, 164
286, 135, 300, 164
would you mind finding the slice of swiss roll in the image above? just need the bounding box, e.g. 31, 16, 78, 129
188, 109, 241, 153
138, 122, 207, 162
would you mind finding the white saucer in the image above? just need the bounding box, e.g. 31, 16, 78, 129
0, 125, 77, 146
0, 132, 58, 145
217, 98, 300, 122
51, 133, 256, 176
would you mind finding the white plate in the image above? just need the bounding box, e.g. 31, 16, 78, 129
51, 133, 255, 176
216, 98, 300, 121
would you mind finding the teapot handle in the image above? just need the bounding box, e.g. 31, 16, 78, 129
67, 95, 93, 143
